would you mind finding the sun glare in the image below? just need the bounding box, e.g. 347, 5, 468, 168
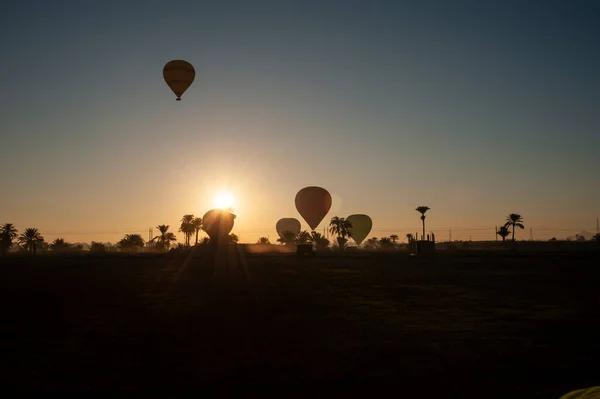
213, 192, 235, 209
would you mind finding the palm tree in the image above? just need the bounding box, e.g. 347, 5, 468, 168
179, 214, 195, 246
389, 234, 399, 244
18, 228, 44, 255
406, 233, 413, 243
364, 237, 379, 251
257, 237, 270, 244
504, 213, 524, 242
415, 206, 430, 240
277, 231, 297, 246
328, 216, 353, 252
117, 234, 145, 252
296, 231, 311, 245
308, 231, 330, 250
152, 225, 177, 252
50, 238, 71, 253
378, 237, 394, 249
0, 223, 18, 255
191, 217, 203, 245
496, 226, 511, 243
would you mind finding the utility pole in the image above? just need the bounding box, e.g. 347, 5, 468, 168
449, 228, 452, 242
149, 228, 153, 243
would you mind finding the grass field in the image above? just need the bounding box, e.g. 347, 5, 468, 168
1, 248, 599, 397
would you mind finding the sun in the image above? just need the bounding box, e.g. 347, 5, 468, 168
213, 192, 235, 209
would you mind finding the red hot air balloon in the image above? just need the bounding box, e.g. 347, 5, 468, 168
202, 209, 236, 243
295, 186, 332, 231
163, 60, 195, 101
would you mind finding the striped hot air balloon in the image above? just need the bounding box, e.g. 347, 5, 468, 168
163, 60, 195, 101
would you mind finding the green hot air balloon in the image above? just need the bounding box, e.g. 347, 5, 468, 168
276, 218, 301, 238
346, 214, 372, 246
163, 60, 195, 101
295, 186, 332, 231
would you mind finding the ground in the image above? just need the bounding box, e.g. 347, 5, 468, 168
1, 248, 599, 397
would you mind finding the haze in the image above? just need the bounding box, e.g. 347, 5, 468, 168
1, 0, 598, 244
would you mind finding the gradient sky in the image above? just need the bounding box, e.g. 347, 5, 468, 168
1, 0, 598, 244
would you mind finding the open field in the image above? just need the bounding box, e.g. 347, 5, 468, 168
1, 248, 599, 397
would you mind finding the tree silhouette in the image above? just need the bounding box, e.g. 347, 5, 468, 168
18, 228, 44, 255
308, 231, 330, 250
179, 214, 195, 246
378, 237, 394, 249
496, 226, 511, 243
364, 237, 379, 251
0, 223, 18, 255
296, 230, 311, 245
389, 234, 399, 244
192, 217, 203, 245
328, 216, 353, 252
504, 213, 524, 242
118, 234, 145, 252
50, 238, 71, 253
415, 206, 430, 240
277, 230, 297, 246
152, 225, 177, 252
228, 233, 239, 244
593, 233, 600, 242
257, 237, 270, 244
90, 242, 107, 253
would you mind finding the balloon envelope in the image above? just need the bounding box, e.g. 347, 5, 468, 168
202, 209, 235, 241
559, 386, 600, 399
276, 218, 301, 238
295, 186, 332, 231
347, 214, 372, 245
163, 60, 195, 100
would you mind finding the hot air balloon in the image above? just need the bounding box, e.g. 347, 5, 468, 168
295, 186, 332, 231
559, 386, 600, 399
163, 60, 195, 101
346, 214, 372, 246
276, 218, 301, 238
202, 209, 235, 243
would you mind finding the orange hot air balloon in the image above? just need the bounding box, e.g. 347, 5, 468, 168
202, 209, 236, 242
163, 60, 195, 101
276, 218, 301, 238
346, 214, 372, 246
295, 186, 332, 231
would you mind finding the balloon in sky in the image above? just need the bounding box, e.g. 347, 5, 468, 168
295, 186, 332, 231
346, 214, 372, 246
202, 209, 235, 242
163, 60, 195, 101
276, 218, 301, 238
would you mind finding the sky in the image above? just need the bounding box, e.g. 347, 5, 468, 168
1, 0, 599, 244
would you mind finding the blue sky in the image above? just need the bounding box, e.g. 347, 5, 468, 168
1, 0, 598, 243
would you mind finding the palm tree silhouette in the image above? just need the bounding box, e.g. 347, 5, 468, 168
257, 237, 270, 244
328, 216, 353, 252
18, 228, 44, 255
118, 234, 145, 252
152, 225, 177, 252
192, 217, 203, 245
308, 231, 330, 250
277, 231, 297, 246
415, 206, 430, 240
50, 238, 71, 253
389, 234, 399, 244
504, 213, 524, 242
179, 214, 195, 246
496, 226, 511, 243
0, 223, 18, 255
